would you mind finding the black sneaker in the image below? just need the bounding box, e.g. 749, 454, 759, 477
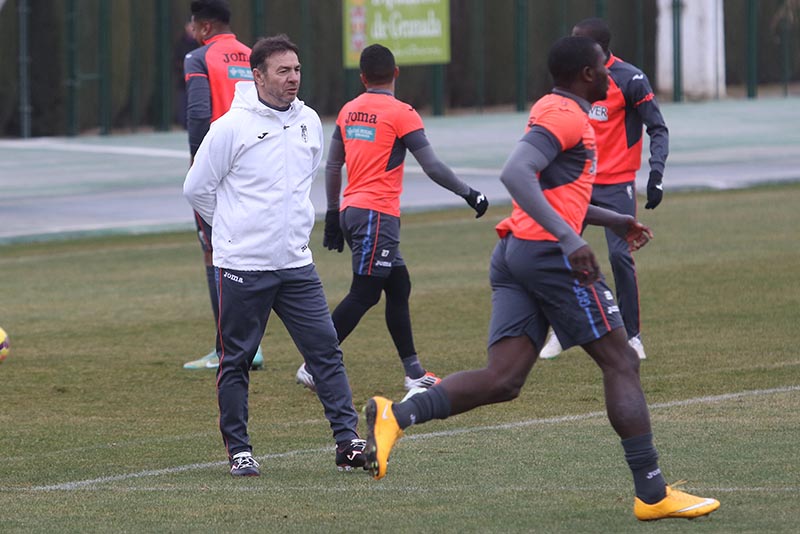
335, 438, 367, 471
230, 452, 260, 476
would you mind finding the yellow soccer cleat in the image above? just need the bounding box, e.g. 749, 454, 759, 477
634, 485, 720, 521
365, 396, 404, 480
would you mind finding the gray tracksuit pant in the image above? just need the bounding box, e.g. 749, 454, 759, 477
590, 181, 641, 339
215, 263, 359, 458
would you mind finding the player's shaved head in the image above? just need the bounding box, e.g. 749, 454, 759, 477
548, 36, 604, 87
572, 17, 611, 54
191, 0, 231, 24
360, 44, 396, 85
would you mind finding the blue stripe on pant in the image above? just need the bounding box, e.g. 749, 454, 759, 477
215, 264, 359, 459
561, 254, 602, 339
357, 210, 376, 275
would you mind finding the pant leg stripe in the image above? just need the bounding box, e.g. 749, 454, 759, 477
589, 284, 612, 333
366, 212, 382, 276
357, 211, 374, 275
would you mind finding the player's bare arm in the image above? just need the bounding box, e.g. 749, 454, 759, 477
567, 244, 602, 286
584, 205, 654, 251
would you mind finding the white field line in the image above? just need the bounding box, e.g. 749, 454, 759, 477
0, 138, 497, 177
9, 384, 796, 493
6, 362, 797, 464
8, 484, 799, 494
0, 139, 188, 160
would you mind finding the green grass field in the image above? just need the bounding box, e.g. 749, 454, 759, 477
1, 184, 798, 533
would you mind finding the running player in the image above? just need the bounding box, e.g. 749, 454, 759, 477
363, 36, 719, 522
295, 44, 488, 392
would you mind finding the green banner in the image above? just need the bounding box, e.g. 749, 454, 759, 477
343, 0, 451, 68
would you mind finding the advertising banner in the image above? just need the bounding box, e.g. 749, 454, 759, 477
343, 0, 451, 68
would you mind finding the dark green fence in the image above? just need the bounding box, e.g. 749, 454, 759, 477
1, 0, 798, 138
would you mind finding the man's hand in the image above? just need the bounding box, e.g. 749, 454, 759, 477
625, 220, 654, 252
464, 188, 489, 218
645, 170, 663, 209
609, 215, 654, 252
567, 244, 601, 287
322, 209, 344, 252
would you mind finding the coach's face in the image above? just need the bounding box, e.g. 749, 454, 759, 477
587, 44, 609, 103
254, 50, 301, 109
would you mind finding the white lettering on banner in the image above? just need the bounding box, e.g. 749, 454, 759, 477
371, 0, 439, 9
393, 44, 444, 59
371, 10, 442, 39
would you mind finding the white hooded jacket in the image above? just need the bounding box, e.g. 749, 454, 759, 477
184, 82, 324, 271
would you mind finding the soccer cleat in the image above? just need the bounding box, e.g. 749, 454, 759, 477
183, 349, 219, 370
538, 330, 563, 359
229, 452, 260, 477
335, 438, 367, 472
365, 396, 404, 480
295, 363, 316, 392
628, 335, 647, 360
403, 371, 441, 391
634, 485, 720, 521
400, 386, 427, 403
251, 346, 265, 370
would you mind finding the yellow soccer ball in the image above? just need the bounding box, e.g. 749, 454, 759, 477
0, 327, 10, 363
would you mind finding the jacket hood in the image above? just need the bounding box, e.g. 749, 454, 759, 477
230, 81, 304, 116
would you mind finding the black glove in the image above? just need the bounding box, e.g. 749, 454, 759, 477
464, 188, 489, 218
322, 209, 344, 252
645, 170, 663, 210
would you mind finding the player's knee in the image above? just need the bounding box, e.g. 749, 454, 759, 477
604, 343, 641, 375
496, 380, 523, 402
489, 372, 525, 402
385, 266, 411, 300
348, 275, 384, 307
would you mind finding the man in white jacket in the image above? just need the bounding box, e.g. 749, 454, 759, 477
184, 34, 365, 477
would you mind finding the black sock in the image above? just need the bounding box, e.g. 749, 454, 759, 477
621, 433, 667, 504
400, 354, 425, 379
392, 386, 451, 429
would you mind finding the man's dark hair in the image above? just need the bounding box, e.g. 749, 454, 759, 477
250, 34, 300, 70
360, 44, 396, 85
548, 36, 601, 87
190, 0, 231, 24
573, 17, 611, 53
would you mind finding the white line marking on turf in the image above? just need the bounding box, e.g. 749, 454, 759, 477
15, 385, 799, 492
23, 448, 329, 492
403, 385, 800, 441
0, 139, 187, 159
0, 139, 501, 178
5, 484, 798, 494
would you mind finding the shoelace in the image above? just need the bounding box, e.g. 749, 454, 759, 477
340, 439, 366, 453
233, 456, 260, 469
